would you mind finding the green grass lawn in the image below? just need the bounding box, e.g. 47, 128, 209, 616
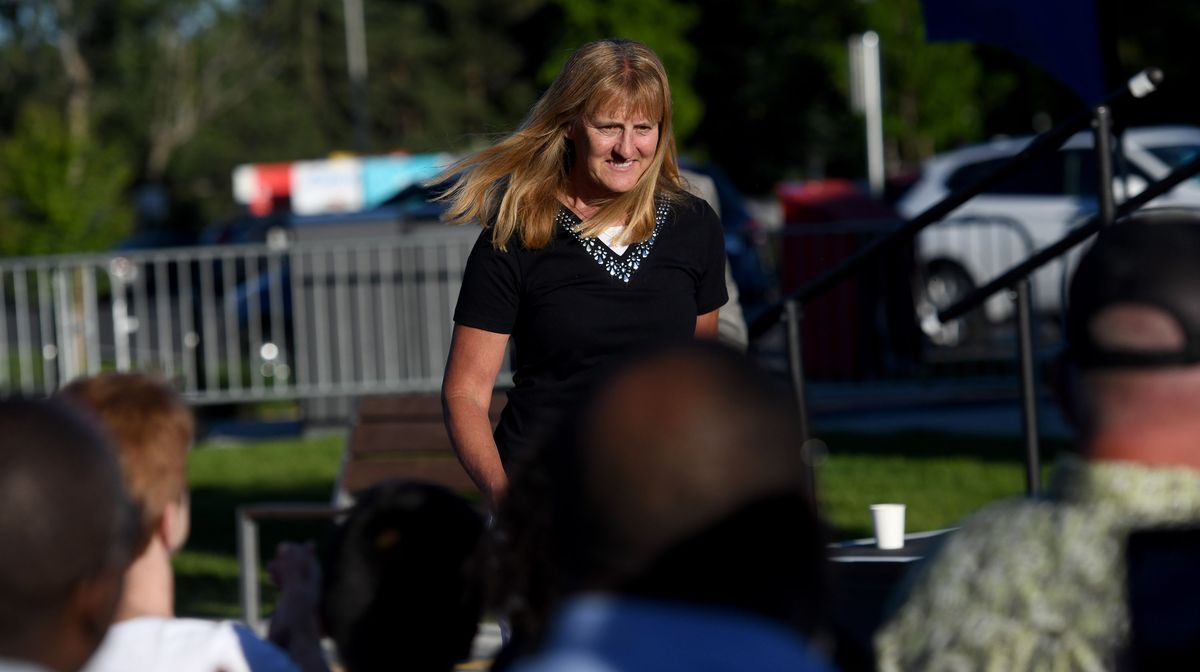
817, 431, 1066, 539
175, 428, 1070, 618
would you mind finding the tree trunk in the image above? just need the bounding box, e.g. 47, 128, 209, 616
53, 0, 93, 184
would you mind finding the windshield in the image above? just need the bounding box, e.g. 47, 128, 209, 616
1146, 145, 1200, 172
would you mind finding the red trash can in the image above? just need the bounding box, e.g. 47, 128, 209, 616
776, 179, 916, 380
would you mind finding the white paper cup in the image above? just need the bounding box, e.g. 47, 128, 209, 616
871, 503, 906, 550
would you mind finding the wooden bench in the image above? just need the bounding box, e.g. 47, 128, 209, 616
333, 392, 504, 505
236, 391, 505, 630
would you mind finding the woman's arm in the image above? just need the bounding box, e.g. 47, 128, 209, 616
696, 309, 720, 339
443, 324, 511, 509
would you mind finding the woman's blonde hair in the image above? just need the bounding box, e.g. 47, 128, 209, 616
436, 38, 685, 250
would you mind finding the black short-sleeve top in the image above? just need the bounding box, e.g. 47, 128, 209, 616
453, 192, 728, 461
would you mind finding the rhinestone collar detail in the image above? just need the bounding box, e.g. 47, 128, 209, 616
557, 202, 667, 283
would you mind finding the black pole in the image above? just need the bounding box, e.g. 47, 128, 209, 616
784, 299, 816, 503
1015, 279, 1041, 496
1094, 105, 1116, 227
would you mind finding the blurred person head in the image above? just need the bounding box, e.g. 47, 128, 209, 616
0, 398, 135, 671
58, 372, 193, 556
58, 372, 194, 619
547, 341, 827, 634
1062, 208, 1200, 468
437, 38, 685, 251
320, 480, 486, 672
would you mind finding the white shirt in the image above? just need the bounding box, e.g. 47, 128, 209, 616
83, 616, 297, 672
598, 225, 630, 255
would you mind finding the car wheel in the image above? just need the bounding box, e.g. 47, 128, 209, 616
916, 261, 980, 347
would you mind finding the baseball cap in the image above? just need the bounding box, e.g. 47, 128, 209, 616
1067, 208, 1200, 369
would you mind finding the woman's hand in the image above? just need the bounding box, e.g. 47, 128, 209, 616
443, 324, 511, 510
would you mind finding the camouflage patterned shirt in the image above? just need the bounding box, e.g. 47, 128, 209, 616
875, 455, 1200, 672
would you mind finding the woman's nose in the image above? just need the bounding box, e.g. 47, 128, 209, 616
615, 131, 636, 158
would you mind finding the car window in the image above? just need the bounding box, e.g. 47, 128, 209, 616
1146, 145, 1200, 168
946, 154, 1066, 196
1064, 148, 1155, 196
1145, 145, 1200, 186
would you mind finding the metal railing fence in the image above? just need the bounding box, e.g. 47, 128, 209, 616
0, 226, 493, 404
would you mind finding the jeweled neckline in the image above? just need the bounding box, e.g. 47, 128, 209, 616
557, 204, 668, 284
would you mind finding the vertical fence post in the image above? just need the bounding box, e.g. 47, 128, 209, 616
108, 259, 132, 372
52, 269, 74, 386
784, 299, 817, 504
1015, 279, 1041, 496
237, 508, 261, 633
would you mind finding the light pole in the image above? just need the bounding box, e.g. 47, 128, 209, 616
849, 31, 884, 197
343, 0, 371, 152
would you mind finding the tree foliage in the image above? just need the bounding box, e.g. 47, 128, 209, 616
689, 0, 866, 191
861, 0, 984, 166
0, 104, 132, 256
540, 0, 702, 139
0, 0, 1197, 255
167, 0, 558, 219
0, 0, 558, 242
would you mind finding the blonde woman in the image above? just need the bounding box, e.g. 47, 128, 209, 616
440, 39, 728, 509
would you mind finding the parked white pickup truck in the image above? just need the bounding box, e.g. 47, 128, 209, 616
898, 125, 1200, 345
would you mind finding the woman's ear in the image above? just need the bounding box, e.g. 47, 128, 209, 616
565, 118, 585, 145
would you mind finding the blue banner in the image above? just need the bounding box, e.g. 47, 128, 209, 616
921, 0, 1108, 104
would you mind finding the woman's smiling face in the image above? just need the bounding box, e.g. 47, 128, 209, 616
569, 106, 660, 198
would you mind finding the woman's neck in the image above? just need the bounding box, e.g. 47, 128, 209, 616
560, 191, 604, 221
562, 167, 617, 221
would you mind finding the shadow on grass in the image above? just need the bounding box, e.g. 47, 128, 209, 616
178, 481, 338, 618
188, 482, 333, 554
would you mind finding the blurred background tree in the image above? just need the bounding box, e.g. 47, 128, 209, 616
540, 0, 701, 139
0, 104, 132, 256
167, 0, 558, 225
689, 0, 862, 192
0, 1, 134, 255
0, 0, 1196, 254
860, 0, 984, 170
